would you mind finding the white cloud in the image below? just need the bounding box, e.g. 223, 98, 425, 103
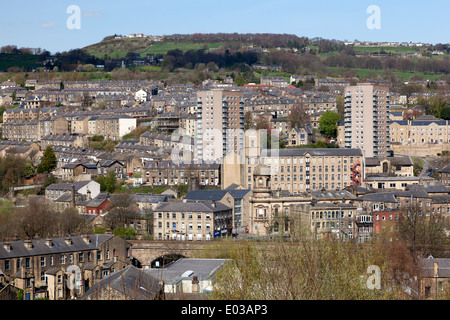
40, 21, 55, 28
82, 11, 102, 18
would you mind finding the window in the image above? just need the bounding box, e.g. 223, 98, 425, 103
97, 251, 102, 261
60, 255, 66, 264
40, 257, 46, 267
5, 260, 10, 271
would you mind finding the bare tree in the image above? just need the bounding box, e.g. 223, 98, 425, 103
398, 200, 446, 260
15, 197, 58, 238
104, 194, 139, 230
288, 103, 309, 129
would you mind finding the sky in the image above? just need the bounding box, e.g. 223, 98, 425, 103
1, 0, 449, 54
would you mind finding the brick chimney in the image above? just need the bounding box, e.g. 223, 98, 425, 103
64, 234, 72, 245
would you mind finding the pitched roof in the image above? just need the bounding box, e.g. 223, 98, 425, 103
184, 190, 250, 201
154, 201, 231, 213
261, 148, 363, 157
46, 180, 94, 191
82, 265, 162, 300
145, 258, 227, 285
0, 234, 114, 259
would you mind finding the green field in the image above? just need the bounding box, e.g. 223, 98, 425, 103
84, 39, 225, 59
353, 46, 421, 54
140, 41, 225, 56
326, 66, 442, 82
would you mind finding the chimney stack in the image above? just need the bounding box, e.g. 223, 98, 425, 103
105, 228, 112, 234
24, 237, 33, 249
434, 262, 439, 278
3, 238, 11, 252
192, 275, 199, 293
64, 234, 72, 245
71, 184, 76, 207
82, 235, 90, 244
45, 237, 53, 247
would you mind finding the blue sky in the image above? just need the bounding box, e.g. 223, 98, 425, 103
1, 0, 449, 53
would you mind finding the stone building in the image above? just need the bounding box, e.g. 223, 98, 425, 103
0, 234, 131, 300
153, 201, 233, 241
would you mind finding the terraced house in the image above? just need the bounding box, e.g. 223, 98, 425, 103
0, 234, 131, 300
389, 115, 450, 145
87, 115, 137, 140
153, 201, 233, 241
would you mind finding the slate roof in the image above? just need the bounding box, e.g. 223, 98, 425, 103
311, 189, 356, 200
82, 265, 163, 300
261, 148, 363, 157
439, 164, 450, 174
154, 201, 231, 213
365, 156, 412, 167
420, 258, 450, 278
145, 258, 227, 285
0, 234, 114, 259
355, 192, 398, 203
46, 180, 93, 191
184, 189, 251, 201
132, 193, 170, 203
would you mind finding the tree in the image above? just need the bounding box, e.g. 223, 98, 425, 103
15, 197, 58, 238
58, 207, 89, 236
399, 84, 423, 105
38, 146, 57, 173
440, 107, 450, 120
288, 103, 309, 129
211, 236, 406, 300
335, 95, 345, 121
398, 199, 447, 260
95, 170, 117, 194
318, 111, 340, 138
104, 194, 138, 231
425, 95, 448, 118
0, 154, 27, 192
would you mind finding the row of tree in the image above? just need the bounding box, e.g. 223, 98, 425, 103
210, 201, 449, 300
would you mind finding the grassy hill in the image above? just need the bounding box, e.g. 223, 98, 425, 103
83, 37, 226, 59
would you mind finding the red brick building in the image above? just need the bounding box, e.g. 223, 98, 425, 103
373, 210, 400, 234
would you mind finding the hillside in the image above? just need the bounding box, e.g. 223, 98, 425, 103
83, 37, 227, 59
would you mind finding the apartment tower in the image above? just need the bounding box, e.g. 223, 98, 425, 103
195, 89, 244, 163
344, 83, 390, 157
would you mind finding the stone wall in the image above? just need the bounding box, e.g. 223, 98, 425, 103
391, 144, 450, 157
